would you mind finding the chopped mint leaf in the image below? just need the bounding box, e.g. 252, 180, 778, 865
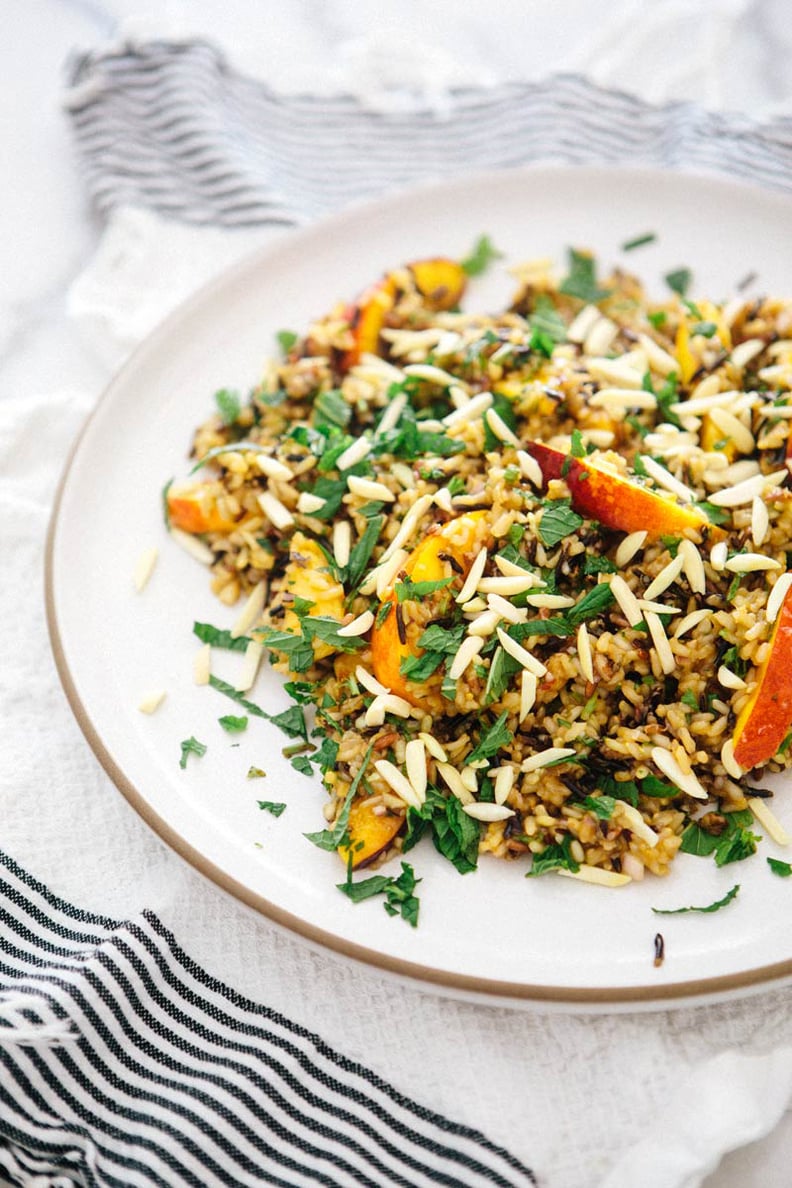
257, 800, 286, 816
214, 388, 241, 425
768, 857, 792, 877
652, 884, 739, 915
338, 861, 421, 927
622, 232, 657, 252
526, 835, 581, 877
460, 234, 503, 277
467, 711, 513, 765
193, 622, 250, 653
538, 501, 584, 548
276, 329, 298, 354
313, 389, 352, 431
665, 267, 692, 297
395, 576, 453, 602
179, 736, 207, 769
559, 248, 612, 304
304, 742, 374, 852
218, 714, 248, 733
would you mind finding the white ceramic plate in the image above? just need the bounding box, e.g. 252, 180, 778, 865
48, 166, 792, 1009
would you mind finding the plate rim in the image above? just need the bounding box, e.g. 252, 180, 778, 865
46, 162, 792, 1008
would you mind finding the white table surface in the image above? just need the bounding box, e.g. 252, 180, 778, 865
5, 2, 792, 1185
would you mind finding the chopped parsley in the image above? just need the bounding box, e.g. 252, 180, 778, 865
179, 736, 207, 769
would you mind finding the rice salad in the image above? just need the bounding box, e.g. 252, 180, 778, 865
165, 243, 792, 908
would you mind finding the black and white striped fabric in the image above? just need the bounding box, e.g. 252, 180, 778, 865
65, 39, 792, 230
0, 852, 535, 1188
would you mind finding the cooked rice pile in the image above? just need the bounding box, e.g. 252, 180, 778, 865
169, 252, 792, 885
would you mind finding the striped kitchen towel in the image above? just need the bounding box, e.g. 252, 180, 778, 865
0, 851, 535, 1188
64, 39, 792, 230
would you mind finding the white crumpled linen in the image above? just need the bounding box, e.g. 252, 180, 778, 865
0, 199, 778, 1188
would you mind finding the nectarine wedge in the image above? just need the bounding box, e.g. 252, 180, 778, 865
370, 511, 488, 705
733, 580, 792, 770
524, 441, 722, 541
167, 480, 237, 535
338, 799, 404, 869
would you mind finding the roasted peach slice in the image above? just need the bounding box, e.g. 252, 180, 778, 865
340, 257, 468, 370
276, 532, 345, 660
408, 258, 466, 310
167, 479, 237, 535
338, 800, 404, 869
524, 441, 722, 540
370, 511, 488, 705
733, 580, 792, 770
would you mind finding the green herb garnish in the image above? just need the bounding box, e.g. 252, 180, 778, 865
559, 248, 611, 304
179, 736, 207, 769
214, 388, 241, 425
538, 501, 584, 548
665, 267, 692, 297
461, 234, 503, 277
338, 860, 421, 927
622, 232, 657, 252
652, 884, 739, 915
258, 800, 286, 817
218, 714, 248, 733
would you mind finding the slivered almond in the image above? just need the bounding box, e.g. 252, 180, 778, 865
405, 739, 427, 802
610, 574, 643, 626
494, 766, 515, 805
651, 744, 707, 800
193, 643, 211, 686
138, 690, 166, 714
520, 670, 537, 721
374, 759, 422, 808
236, 640, 263, 693
456, 547, 488, 604
133, 547, 158, 592
748, 797, 790, 845
521, 747, 576, 772
462, 803, 515, 822
577, 623, 594, 682
347, 475, 395, 503
231, 582, 266, 638
557, 865, 631, 887
615, 531, 647, 568
448, 635, 484, 680
643, 554, 685, 601
496, 628, 547, 676
337, 611, 374, 637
